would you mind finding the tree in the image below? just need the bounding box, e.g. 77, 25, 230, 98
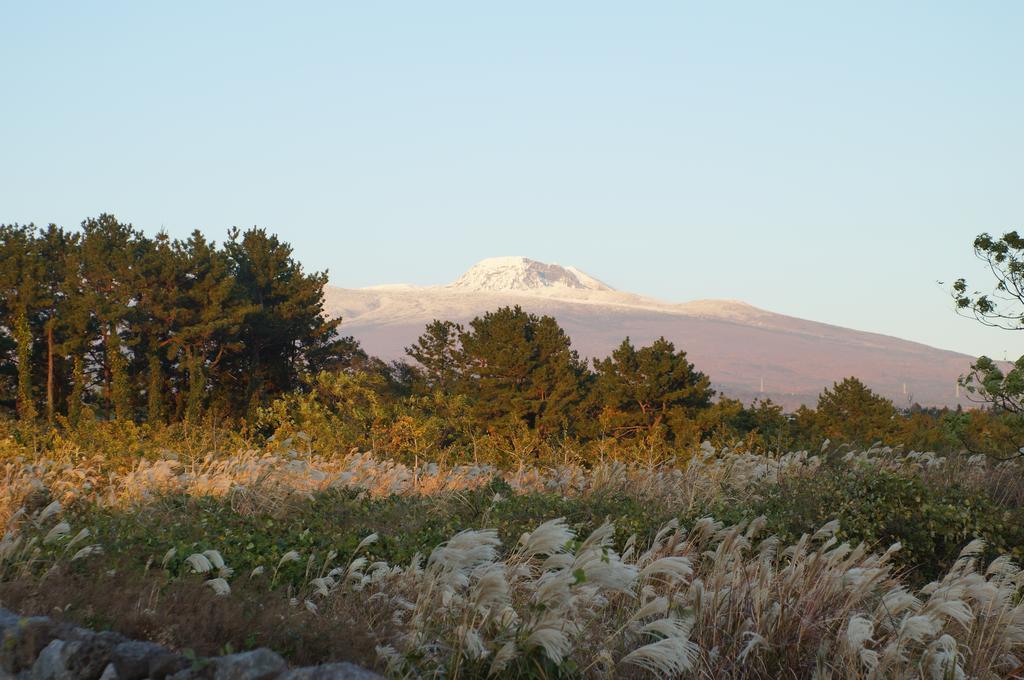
35, 225, 77, 421
950, 231, 1024, 456
952, 230, 1024, 330
591, 337, 713, 441
168, 231, 250, 422
406, 320, 464, 393
0, 224, 42, 421
224, 227, 343, 413
78, 215, 141, 418
728, 398, 793, 452
815, 377, 898, 447
459, 306, 586, 436
132, 231, 181, 423
0, 216, 349, 425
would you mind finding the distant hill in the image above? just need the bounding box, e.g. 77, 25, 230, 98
324, 257, 975, 409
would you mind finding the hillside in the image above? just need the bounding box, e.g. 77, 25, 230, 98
325, 257, 975, 409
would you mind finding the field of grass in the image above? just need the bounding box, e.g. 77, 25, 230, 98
3, 426, 1024, 678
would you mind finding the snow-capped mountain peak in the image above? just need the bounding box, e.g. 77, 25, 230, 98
449, 257, 614, 292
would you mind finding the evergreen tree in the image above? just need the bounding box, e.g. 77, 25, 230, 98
67, 355, 87, 424
35, 225, 77, 421
460, 306, 586, 436
592, 337, 713, 441
816, 377, 898, 447
78, 215, 141, 418
132, 231, 181, 423
169, 231, 250, 421
0, 224, 42, 420
406, 319, 464, 393
14, 307, 36, 421
224, 227, 342, 412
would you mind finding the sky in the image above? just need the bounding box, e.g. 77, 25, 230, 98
2, 2, 1022, 359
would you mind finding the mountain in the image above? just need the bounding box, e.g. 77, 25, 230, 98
324, 257, 976, 409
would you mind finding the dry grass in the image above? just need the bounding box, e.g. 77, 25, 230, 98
0, 438, 847, 527
0, 568, 381, 667
3, 439, 1024, 677
327, 516, 1024, 678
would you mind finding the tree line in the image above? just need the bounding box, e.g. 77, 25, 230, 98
3, 216, 1019, 459
0, 215, 346, 423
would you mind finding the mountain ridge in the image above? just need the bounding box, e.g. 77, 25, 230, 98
324, 257, 975, 409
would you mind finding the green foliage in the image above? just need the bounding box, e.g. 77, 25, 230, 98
813, 377, 899, 448
68, 480, 674, 590
223, 227, 344, 411
0, 217, 341, 423
0, 216, 1010, 463
14, 307, 35, 422
406, 319, 464, 394
459, 306, 587, 437
591, 337, 713, 444
952, 230, 1024, 331
960, 355, 1024, 416
712, 462, 1024, 582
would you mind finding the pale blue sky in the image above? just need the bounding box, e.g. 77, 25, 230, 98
2, 2, 1022, 358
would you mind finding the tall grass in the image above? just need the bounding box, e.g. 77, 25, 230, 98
299, 514, 1020, 678
3, 434, 1024, 677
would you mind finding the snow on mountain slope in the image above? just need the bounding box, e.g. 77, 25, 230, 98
450, 256, 614, 292
324, 258, 976, 409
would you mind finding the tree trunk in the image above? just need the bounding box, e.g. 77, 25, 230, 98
46, 321, 54, 422
14, 307, 36, 422
147, 352, 163, 424
69, 354, 85, 424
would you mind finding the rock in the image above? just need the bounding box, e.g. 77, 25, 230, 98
51, 625, 93, 644
42, 625, 120, 680
279, 663, 384, 680
0, 609, 19, 633
110, 640, 173, 680
29, 639, 80, 680
211, 649, 287, 680
168, 648, 286, 680
98, 664, 119, 680
147, 651, 189, 680
1, 617, 58, 674
63, 632, 117, 680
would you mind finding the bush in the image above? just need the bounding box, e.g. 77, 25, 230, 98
711, 461, 1024, 581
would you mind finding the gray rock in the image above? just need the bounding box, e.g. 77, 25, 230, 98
50, 625, 93, 644
30, 639, 80, 680
110, 640, 170, 680
63, 631, 117, 680
36, 625, 119, 680
211, 649, 287, 680
147, 651, 189, 680
98, 664, 118, 680
0, 609, 19, 633
279, 663, 384, 680
1, 617, 58, 673
168, 648, 286, 680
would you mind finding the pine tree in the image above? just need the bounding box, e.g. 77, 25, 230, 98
592, 337, 714, 441
224, 227, 342, 412
169, 231, 250, 421
460, 306, 586, 436
406, 320, 464, 393
0, 224, 42, 421
78, 215, 141, 418
14, 306, 36, 421
146, 352, 164, 423
816, 377, 898, 446
35, 225, 77, 421
68, 355, 86, 424
108, 325, 131, 420
133, 231, 181, 423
